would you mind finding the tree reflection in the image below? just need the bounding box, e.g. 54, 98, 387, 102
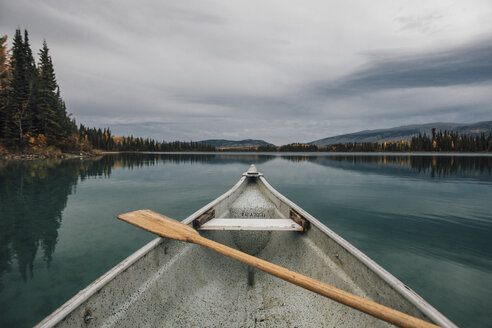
282, 155, 492, 180
0, 158, 111, 289
0, 153, 278, 288
107, 152, 277, 167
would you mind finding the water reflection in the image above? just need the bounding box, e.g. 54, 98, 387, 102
292, 155, 492, 181
0, 153, 276, 288
0, 158, 111, 290
0, 153, 490, 289
101, 153, 492, 180
113, 152, 277, 167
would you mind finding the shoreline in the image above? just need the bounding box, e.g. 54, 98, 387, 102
1, 150, 101, 160
2, 150, 491, 161
103, 150, 492, 155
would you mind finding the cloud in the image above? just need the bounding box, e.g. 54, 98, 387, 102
394, 12, 443, 33
1, 0, 491, 144
313, 38, 492, 95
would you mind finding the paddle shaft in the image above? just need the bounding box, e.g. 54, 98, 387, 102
189, 234, 439, 328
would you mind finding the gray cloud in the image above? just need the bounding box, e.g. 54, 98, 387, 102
1, 0, 491, 144
395, 12, 443, 33
313, 39, 492, 95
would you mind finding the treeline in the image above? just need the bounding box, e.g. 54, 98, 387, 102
218, 143, 319, 152
0, 29, 215, 154
325, 141, 410, 152
409, 129, 491, 152
323, 130, 492, 153
220, 133, 492, 153
278, 143, 318, 152
79, 125, 214, 152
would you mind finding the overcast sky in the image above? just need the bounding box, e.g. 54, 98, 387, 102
1, 0, 491, 144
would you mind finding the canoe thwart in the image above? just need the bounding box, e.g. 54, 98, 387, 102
290, 208, 310, 231
193, 208, 215, 228
198, 218, 303, 231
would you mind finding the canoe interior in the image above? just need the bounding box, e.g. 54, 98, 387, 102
38, 169, 453, 328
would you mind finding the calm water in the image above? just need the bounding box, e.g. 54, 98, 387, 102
0, 153, 491, 327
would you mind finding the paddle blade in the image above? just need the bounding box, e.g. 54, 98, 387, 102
117, 209, 199, 242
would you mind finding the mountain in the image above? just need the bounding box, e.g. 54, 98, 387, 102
309, 121, 492, 146
198, 139, 275, 148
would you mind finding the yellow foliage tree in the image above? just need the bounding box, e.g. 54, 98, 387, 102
23, 133, 47, 150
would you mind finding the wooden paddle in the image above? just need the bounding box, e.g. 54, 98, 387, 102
118, 209, 440, 328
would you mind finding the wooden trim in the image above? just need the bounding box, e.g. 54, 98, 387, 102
193, 208, 215, 228
290, 208, 310, 231
198, 218, 303, 231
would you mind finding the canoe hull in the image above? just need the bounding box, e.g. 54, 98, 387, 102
36, 167, 456, 328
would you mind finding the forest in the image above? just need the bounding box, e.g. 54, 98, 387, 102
0, 29, 214, 155
323, 129, 492, 152
219, 133, 492, 152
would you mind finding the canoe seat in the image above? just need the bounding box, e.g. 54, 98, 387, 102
198, 218, 303, 231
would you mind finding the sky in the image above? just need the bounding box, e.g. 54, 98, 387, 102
1, 0, 492, 144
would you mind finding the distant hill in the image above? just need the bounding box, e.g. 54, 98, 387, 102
309, 121, 492, 146
198, 139, 275, 148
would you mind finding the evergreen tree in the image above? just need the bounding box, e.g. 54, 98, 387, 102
23, 30, 38, 135
23, 31, 37, 81
6, 29, 32, 144
35, 40, 59, 142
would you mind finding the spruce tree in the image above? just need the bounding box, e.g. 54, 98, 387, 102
7, 29, 31, 144
23, 30, 38, 135
35, 40, 59, 143
23, 31, 37, 81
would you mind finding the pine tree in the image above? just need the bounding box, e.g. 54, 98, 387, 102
35, 40, 59, 143
55, 86, 73, 139
23, 30, 38, 135
7, 29, 32, 145
23, 31, 37, 81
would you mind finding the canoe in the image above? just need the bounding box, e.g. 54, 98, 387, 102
37, 165, 457, 328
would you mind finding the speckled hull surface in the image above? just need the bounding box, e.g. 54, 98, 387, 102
36, 166, 457, 328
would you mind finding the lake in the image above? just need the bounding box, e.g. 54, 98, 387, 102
0, 153, 491, 327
